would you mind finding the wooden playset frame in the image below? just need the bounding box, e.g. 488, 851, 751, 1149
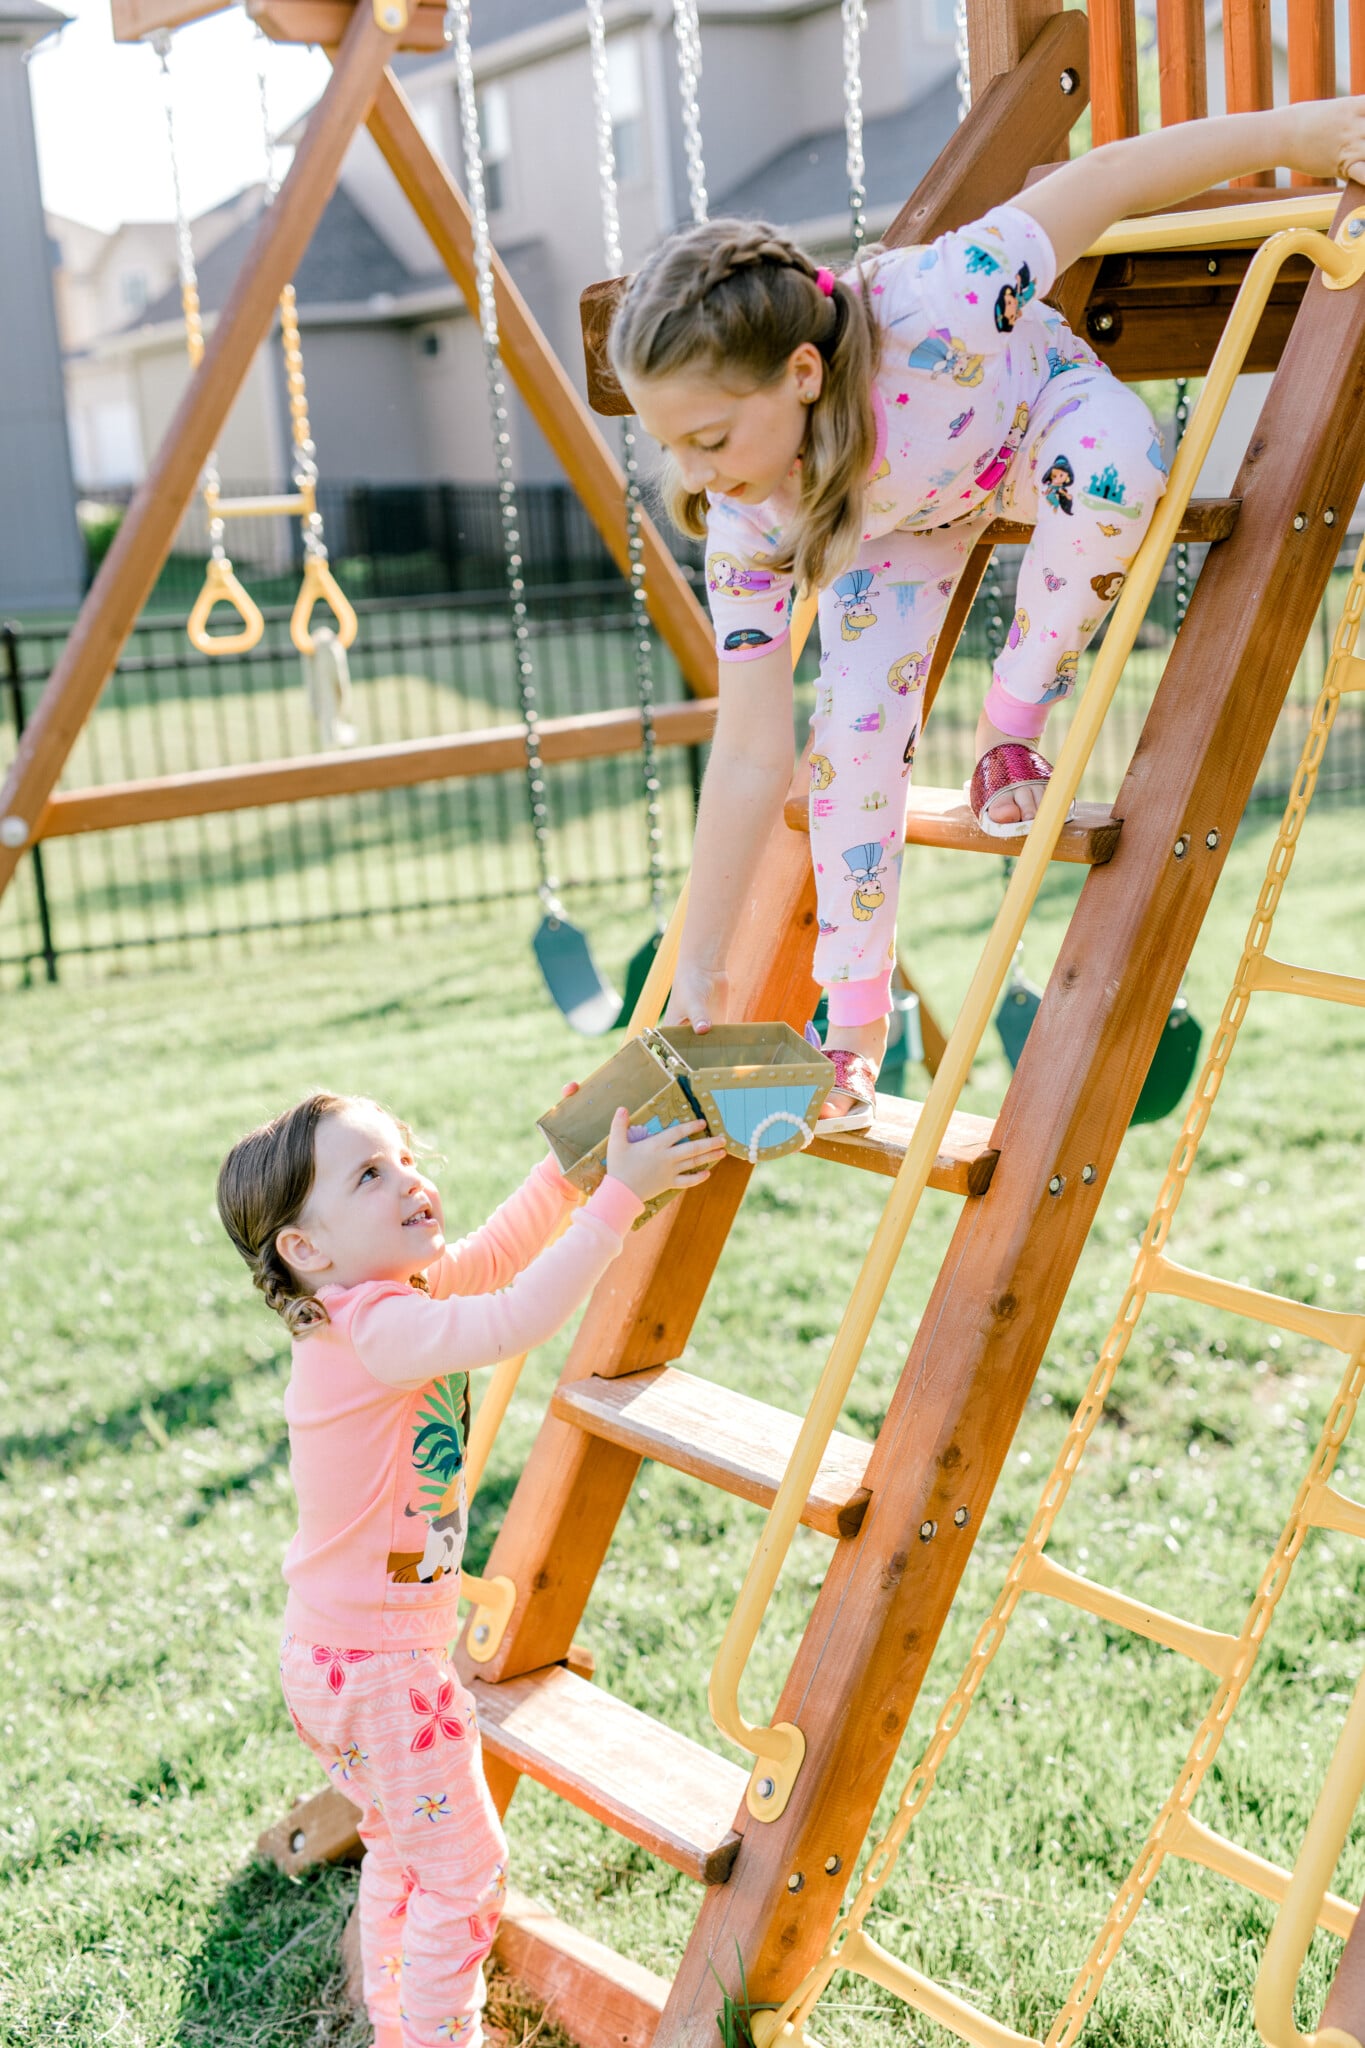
7, 0, 1365, 2041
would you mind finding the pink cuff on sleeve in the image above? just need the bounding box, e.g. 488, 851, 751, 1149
536, 1150, 583, 1204
983, 674, 1051, 741
825, 969, 894, 1026
584, 1175, 645, 1237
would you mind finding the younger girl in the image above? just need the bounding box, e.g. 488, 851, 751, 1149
610, 97, 1365, 1130
217, 1091, 722, 2048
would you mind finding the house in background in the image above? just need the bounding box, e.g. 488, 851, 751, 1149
2, 0, 84, 613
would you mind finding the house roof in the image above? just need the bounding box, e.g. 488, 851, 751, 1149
137, 185, 422, 329
0, 0, 69, 35
711, 69, 960, 233
470, 0, 577, 45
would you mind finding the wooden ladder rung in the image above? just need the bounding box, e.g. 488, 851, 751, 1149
1019, 1553, 1241, 1676
983, 496, 1240, 547
1144, 1254, 1365, 1354
1166, 1812, 1358, 1940
554, 1366, 873, 1539
1249, 955, 1365, 1007
806, 1090, 999, 1196
785, 784, 1121, 864
467, 1661, 747, 1884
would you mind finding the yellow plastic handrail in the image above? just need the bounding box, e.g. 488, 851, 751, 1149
715, 203, 1365, 1828
1086, 190, 1339, 258
1255, 1666, 1365, 2048
186, 556, 266, 656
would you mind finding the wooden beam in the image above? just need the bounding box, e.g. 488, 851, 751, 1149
658, 182, 1365, 2032
1225, 0, 1274, 187
494, 1890, 669, 2048
111, 0, 229, 39
30, 699, 718, 843
1081, 252, 1312, 378
363, 71, 717, 701
965, 0, 1065, 97
1288, 0, 1336, 189
1088, 0, 1140, 145
0, 1, 397, 906
250, 0, 450, 50
1156, 0, 1208, 122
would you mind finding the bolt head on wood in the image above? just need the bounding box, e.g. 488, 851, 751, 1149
918, 1519, 936, 1541
786, 1872, 804, 1893
1081, 1164, 1096, 1184
1173, 836, 1189, 858
290, 1829, 306, 1854
1048, 1174, 1065, 1195
1294, 514, 1307, 531
953, 1505, 970, 1526
756, 1777, 775, 1801
824, 1855, 842, 1874
1059, 67, 1078, 92
0, 816, 28, 848
1205, 829, 1220, 849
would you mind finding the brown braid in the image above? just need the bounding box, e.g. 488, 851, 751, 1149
608, 216, 880, 592
216, 1092, 349, 1335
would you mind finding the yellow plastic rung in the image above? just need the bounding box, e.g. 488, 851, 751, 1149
1338, 654, 1365, 695
840, 1929, 1041, 2048
1168, 1813, 1357, 1940
1250, 956, 1365, 1008
1145, 1255, 1365, 1354
213, 494, 309, 519
1020, 1553, 1240, 1676
1085, 192, 1338, 259
1308, 1482, 1365, 1542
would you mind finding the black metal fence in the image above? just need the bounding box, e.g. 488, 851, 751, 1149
4, 532, 1364, 990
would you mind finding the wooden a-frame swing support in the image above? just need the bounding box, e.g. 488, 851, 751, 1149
10, 0, 1365, 2042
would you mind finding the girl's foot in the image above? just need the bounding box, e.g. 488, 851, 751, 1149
819, 1015, 889, 1128
973, 711, 1046, 828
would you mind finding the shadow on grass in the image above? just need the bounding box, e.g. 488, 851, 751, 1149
0, 1350, 287, 1477
175, 1857, 366, 2048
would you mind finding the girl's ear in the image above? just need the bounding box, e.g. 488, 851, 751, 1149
276, 1224, 330, 1278
790, 339, 825, 404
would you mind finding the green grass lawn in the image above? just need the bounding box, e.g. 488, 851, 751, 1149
3, 803, 1365, 2048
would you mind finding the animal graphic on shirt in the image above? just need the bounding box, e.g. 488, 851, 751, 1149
707, 551, 778, 597
844, 841, 887, 922
974, 401, 1031, 493
833, 568, 878, 640
993, 265, 1036, 333
906, 328, 985, 387
886, 634, 937, 696
810, 752, 836, 791
386, 1372, 470, 1585
1040, 649, 1080, 705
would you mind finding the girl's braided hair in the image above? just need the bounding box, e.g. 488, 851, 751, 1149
609, 217, 881, 593
216, 1091, 350, 1337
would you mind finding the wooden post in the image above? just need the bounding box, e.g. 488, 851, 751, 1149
0, 0, 396, 900
657, 187, 1365, 2035
363, 72, 717, 701
1157, 0, 1209, 122
965, 0, 1064, 102
1088, 0, 1140, 146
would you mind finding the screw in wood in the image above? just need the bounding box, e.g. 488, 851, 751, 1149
1325, 509, 1337, 525
472, 1623, 490, 1644
757, 1777, 776, 1801
787, 1872, 805, 1893
1093, 310, 1115, 333
1294, 513, 1307, 531
0, 816, 27, 848
1059, 67, 1079, 92
953, 1505, 970, 1527
1206, 257, 1219, 275
1048, 1174, 1065, 1195
1173, 836, 1189, 858
290, 1830, 307, 1854
919, 1519, 937, 1541
1081, 1164, 1096, 1184
825, 1855, 843, 1875
1205, 829, 1220, 849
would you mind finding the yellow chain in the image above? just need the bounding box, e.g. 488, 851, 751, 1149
766, 529, 1365, 2045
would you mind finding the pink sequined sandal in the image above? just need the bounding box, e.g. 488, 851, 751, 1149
817, 1046, 878, 1135
968, 741, 1076, 841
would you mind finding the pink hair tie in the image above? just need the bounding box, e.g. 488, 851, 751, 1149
815, 267, 836, 296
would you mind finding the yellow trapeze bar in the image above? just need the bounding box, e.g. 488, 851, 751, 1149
186, 556, 266, 656
212, 493, 311, 520
1255, 1668, 1365, 2048
708, 201, 1365, 1824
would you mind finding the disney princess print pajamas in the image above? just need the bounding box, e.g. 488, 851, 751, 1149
703, 206, 1168, 1025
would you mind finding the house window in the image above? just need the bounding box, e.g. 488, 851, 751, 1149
477, 83, 511, 212
120, 269, 149, 317
607, 35, 645, 184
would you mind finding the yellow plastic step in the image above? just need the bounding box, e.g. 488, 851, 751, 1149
784, 782, 1122, 864
553, 1366, 873, 1539
806, 1090, 999, 1195
467, 1661, 746, 1883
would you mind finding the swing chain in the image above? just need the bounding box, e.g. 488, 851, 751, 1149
448, 0, 561, 914
1173, 376, 1190, 632
953, 0, 972, 122
672, 0, 709, 225
840, 0, 868, 257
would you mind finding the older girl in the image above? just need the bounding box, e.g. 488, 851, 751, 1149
610, 98, 1365, 1130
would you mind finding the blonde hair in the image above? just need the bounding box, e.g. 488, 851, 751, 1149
609, 218, 881, 593
216, 1092, 422, 1337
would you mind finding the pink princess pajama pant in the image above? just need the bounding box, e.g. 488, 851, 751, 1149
811, 362, 1165, 1025
280, 1635, 507, 2048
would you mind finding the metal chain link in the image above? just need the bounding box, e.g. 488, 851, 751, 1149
256, 46, 329, 565
766, 527, 1365, 2044
586, 0, 665, 927
954, 0, 972, 123
840, 0, 868, 257
673, 0, 708, 225
1173, 379, 1191, 631
448, 0, 560, 909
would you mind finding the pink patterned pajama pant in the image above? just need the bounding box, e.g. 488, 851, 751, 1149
811, 363, 1164, 1024
280, 1636, 507, 2048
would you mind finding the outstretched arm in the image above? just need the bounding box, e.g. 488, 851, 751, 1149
1015, 98, 1365, 275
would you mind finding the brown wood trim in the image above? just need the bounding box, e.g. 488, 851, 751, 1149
805, 1091, 1000, 1197
1089, 0, 1140, 145
965, 0, 1065, 97
1156, 0, 1209, 122
111, 0, 228, 37
250, 0, 450, 50
0, 2, 397, 908
660, 182, 1365, 2031
33, 699, 718, 842
1288, 0, 1336, 188
365, 74, 718, 700
494, 1890, 669, 2048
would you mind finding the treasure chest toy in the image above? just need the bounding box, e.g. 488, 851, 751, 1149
538, 1022, 833, 1227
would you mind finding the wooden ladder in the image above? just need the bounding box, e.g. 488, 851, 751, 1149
260, 26, 1365, 2048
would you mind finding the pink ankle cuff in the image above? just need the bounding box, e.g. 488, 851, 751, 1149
983, 675, 1051, 741
825, 969, 893, 1026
